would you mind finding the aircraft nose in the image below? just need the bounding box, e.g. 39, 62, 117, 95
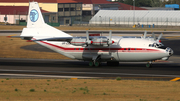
166, 47, 173, 56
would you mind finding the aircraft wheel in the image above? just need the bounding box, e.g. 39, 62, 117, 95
146, 62, 152, 68
94, 61, 100, 67
89, 61, 94, 67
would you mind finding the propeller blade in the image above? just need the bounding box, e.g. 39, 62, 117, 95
143, 31, 147, 39
152, 32, 156, 40
157, 33, 163, 41
108, 30, 112, 44
86, 30, 90, 45
86, 30, 89, 41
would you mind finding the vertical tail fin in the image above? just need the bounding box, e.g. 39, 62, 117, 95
27, 2, 45, 28
21, 2, 72, 38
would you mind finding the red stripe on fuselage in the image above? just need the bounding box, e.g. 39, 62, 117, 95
40, 41, 163, 53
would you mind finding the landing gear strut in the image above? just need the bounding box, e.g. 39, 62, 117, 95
146, 61, 152, 68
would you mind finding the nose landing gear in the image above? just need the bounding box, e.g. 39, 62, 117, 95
146, 61, 152, 68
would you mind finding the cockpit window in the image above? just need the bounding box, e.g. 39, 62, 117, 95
149, 43, 164, 48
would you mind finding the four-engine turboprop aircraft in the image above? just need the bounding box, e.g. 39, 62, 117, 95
10, 2, 173, 68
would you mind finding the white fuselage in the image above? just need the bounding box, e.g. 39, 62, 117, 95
35, 36, 172, 62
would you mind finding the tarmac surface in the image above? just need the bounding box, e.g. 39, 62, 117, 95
0, 57, 180, 81
0, 31, 180, 81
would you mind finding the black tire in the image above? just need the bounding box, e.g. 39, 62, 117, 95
89, 61, 94, 67
94, 62, 100, 67
146, 63, 152, 68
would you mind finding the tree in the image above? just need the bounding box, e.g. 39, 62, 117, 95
151, 0, 164, 7
124, 0, 133, 5
124, 0, 152, 7
117, 0, 124, 3
163, 0, 180, 5
162, 0, 180, 9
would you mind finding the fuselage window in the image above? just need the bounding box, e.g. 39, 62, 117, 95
124, 48, 126, 50
135, 48, 136, 50
79, 48, 80, 50
74, 48, 76, 50
128, 48, 130, 50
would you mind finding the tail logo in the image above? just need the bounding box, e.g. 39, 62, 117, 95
30, 9, 39, 22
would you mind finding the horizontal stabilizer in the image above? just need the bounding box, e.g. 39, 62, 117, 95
32, 37, 73, 42
7, 36, 33, 40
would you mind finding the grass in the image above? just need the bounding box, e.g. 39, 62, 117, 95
0, 79, 179, 101
0, 36, 70, 59
14, 88, 18, 91
29, 89, 35, 92
116, 77, 121, 81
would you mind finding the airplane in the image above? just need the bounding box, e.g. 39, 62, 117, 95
9, 2, 173, 68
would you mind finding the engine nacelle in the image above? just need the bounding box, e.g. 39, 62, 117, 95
92, 38, 108, 46
70, 37, 92, 46
91, 38, 114, 46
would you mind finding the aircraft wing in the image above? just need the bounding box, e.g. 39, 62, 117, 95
33, 37, 73, 42
33, 36, 108, 41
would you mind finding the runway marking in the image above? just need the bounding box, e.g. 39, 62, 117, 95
7, 34, 18, 36
0, 74, 95, 79
170, 78, 180, 81
0, 69, 180, 78
165, 36, 180, 39
71, 78, 78, 80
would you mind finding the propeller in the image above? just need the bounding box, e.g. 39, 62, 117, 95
86, 30, 93, 45
157, 32, 163, 41
143, 31, 147, 39
108, 30, 114, 45
152, 32, 156, 41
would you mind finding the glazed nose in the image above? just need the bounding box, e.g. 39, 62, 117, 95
166, 47, 173, 56
169, 48, 173, 56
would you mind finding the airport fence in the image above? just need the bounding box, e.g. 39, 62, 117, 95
1, 12, 180, 29
79, 16, 180, 28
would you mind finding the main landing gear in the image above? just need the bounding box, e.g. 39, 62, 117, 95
89, 55, 101, 67
89, 61, 101, 67
146, 61, 152, 68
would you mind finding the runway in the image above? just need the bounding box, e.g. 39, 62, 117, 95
0, 31, 180, 81
0, 57, 180, 81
